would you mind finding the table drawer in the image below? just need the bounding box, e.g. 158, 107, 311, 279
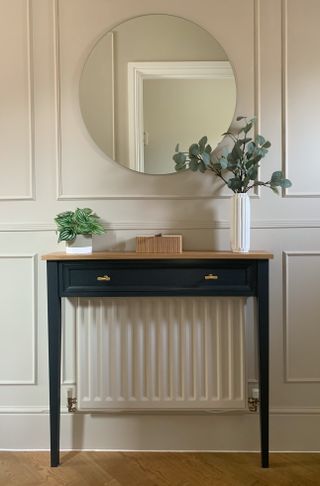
60, 260, 256, 296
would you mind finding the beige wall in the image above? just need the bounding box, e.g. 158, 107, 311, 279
1, 0, 320, 451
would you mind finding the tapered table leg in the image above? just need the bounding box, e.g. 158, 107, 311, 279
257, 260, 269, 468
47, 261, 62, 467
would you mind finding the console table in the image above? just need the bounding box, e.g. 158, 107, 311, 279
42, 250, 273, 468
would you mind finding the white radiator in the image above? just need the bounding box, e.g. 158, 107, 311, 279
76, 297, 246, 411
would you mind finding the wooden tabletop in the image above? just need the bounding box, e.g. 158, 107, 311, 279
42, 251, 273, 261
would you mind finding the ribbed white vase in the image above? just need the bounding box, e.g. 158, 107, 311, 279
230, 193, 250, 253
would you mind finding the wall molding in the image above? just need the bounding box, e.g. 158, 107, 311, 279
0, 254, 37, 385
53, 0, 63, 199
281, 0, 288, 197
283, 251, 320, 383
0, 406, 50, 414
1, 406, 320, 416
253, 0, 261, 134
54, 1, 260, 201
0, 0, 35, 201
281, 0, 320, 198
253, 0, 261, 198
57, 193, 247, 201
2, 220, 320, 233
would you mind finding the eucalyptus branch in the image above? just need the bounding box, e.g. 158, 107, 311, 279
173, 117, 292, 194
212, 170, 229, 186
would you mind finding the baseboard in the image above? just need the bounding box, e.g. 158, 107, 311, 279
1, 413, 320, 451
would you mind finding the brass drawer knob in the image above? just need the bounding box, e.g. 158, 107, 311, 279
97, 275, 111, 282
204, 274, 218, 280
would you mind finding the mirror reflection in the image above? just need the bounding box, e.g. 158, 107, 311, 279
79, 15, 236, 175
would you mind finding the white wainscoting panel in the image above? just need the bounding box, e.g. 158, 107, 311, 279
284, 252, 320, 382
0, 0, 34, 200
283, 0, 320, 197
0, 255, 36, 384
76, 297, 246, 411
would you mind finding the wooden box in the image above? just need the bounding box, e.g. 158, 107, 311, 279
136, 234, 183, 253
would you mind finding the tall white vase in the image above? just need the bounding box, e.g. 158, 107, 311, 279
230, 193, 250, 253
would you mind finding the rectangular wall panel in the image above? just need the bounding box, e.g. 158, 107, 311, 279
284, 252, 320, 381
77, 297, 246, 411
284, 0, 320, 196
0, 255, 36, 384
0, 0, 34, 199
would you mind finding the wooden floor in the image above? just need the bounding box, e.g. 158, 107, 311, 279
1, 452, 320, 486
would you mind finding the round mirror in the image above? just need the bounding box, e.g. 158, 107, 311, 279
79, 15, 236, 175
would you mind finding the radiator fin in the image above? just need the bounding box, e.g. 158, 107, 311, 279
76, 297, 246, 410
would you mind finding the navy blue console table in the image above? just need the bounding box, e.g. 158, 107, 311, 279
42, 250, 273, 468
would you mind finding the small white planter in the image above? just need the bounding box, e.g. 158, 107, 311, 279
66, 234, 93, 254
230, 193, 250, 253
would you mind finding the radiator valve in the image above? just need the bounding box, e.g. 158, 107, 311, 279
67, 396, 77, 413
248, 387, 259, 412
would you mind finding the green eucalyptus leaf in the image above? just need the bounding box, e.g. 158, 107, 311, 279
198, 136, 208, 150
175, 163, 187, 172
258, 148, 268, 157
219, 157, 228, 170
263, 141, 271, 148
173, 152, 187, 164
279, 178, 292, 189
243, 122, 253, 134
227, 160, 238, 170
175, 143, 180, 152
198, 161, 206, 173
243, 174, 251, 188
211, 162, 222, 172
271, 171, 283, 184
189, 143, 200, 156
236, 115, 247, 121
246, 142, 255, 155
245, 159, 255, 169
255, 134, 266, 145
251, 154, 262, 165
248, 167, 258, 180
231, 141, 243, 161
189, 158, 199, 171
205, 144, 212, 154
227, 177, 243, 191
202, 151, 210, 165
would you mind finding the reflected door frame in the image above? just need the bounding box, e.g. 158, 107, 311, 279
127, 61, 234, 173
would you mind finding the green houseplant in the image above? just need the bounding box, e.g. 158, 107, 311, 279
55, 208, 105, 254
173, 116, 292, 252
173, 116, 291, 193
